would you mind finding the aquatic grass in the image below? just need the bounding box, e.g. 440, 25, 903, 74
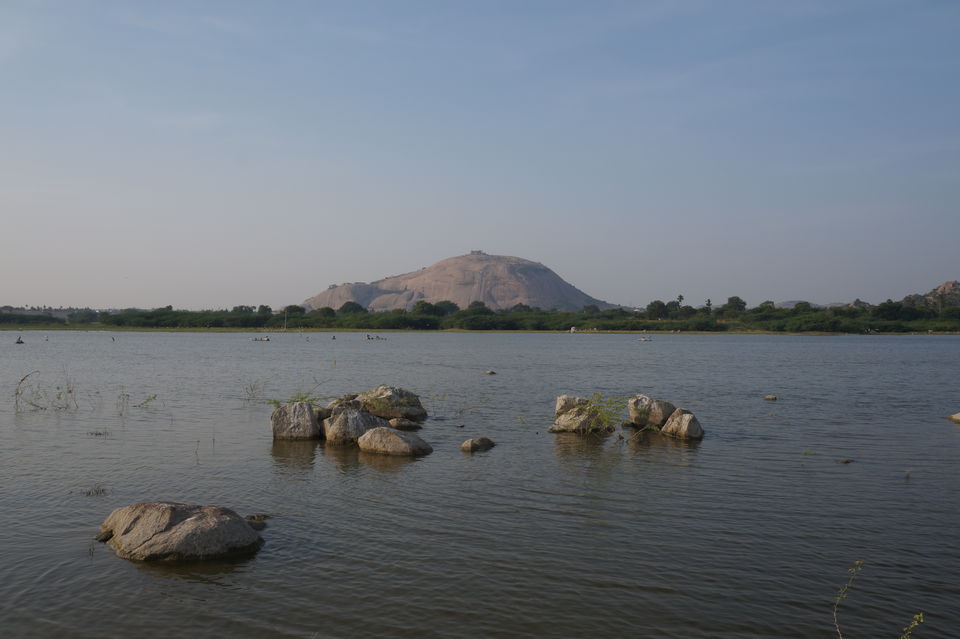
82, 483, 108, 497
116, 387, 130, 415
134, 394, 158, 409
266, 374, 336, 409
584, 393, 628, 434
833, 561, 925, 639
241, 378, 269, 402
14, 369, 79, 412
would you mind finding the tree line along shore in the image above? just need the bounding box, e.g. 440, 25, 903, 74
3, 297, 960, 333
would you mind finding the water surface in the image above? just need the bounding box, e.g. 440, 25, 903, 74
1, 331, 957, 637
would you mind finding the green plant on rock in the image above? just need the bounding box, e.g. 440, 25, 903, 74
582, 393, 627, 434
266, 375, 334, 409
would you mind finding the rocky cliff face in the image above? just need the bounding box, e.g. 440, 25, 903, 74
302, 252, 614, 312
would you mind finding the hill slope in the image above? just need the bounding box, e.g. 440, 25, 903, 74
302, 252, 614, 312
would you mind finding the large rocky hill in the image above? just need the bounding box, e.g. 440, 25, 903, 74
302, 252, 615, 312
903, 280, 960, 307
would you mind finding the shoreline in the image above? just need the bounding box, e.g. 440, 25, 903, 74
2, 326, 958, 337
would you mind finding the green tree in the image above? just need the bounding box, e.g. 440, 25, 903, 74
412, 301, 444, 316
434, 300, 460, 316
337, 301, 367, 315
646, 300, 668, 320
309, 306, 336, 318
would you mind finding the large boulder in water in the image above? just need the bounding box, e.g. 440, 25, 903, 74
627, 394, 676, 428
96, 502, 262, 561
325, 393, 362, 415
323, 409, 389, 445
271, 402, 321, 440
549, 404, 615, 434
355, 385, 427, 422
660, 408, 704, 440
555, 395, 589, 417
357, 427, 433, 456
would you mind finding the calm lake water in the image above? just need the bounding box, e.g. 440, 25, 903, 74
0, 331, 957, 638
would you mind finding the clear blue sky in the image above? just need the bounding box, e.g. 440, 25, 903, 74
2, 0, 957, 310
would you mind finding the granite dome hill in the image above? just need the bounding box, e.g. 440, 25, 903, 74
302, 252, 615, 312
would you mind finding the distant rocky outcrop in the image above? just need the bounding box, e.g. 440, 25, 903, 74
903, 280, 960, 308
272, 386, 430, 448
302, 252, 614, 312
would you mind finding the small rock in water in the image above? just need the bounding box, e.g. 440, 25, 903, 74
460, 437, 495, 453
388, 417, 422, 431
660, 408, 704, 440
483, 370, 497, 375
764, 395, 778, 401
245, 513, 272, 531
836, 458, 856, 464
949, 412, 960, 424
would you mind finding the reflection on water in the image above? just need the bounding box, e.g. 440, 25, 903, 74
320, 443, 361, 473
322, 444, 419, 473
624, 426, 702, 462
552, 431, 612, 461
269, 440, 318, 477
135, 555, 256, 585
356, 451, 418, 473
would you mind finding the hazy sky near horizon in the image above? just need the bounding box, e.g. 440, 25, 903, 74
2, 0, 958, 310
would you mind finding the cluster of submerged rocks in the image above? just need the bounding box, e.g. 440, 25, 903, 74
95, 385, 504, 564
97, 386, 709, 564
550, 393, 705, 440
271, 385, 434, 456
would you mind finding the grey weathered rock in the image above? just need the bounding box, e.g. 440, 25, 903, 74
764, 395, 778, 401
627, 394, 676, 428
660, 408, 704, 440
388, 417, 422, 431
97, 502, 262, 561
323, 409, 389, 445
355, 385, 428, 421
555, 395, 589, 417
549, 405, 614, 434
326, 394, 362, 415
460, 437, 495, 452
357, 427, 433, 456
271, 402, 321, 440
